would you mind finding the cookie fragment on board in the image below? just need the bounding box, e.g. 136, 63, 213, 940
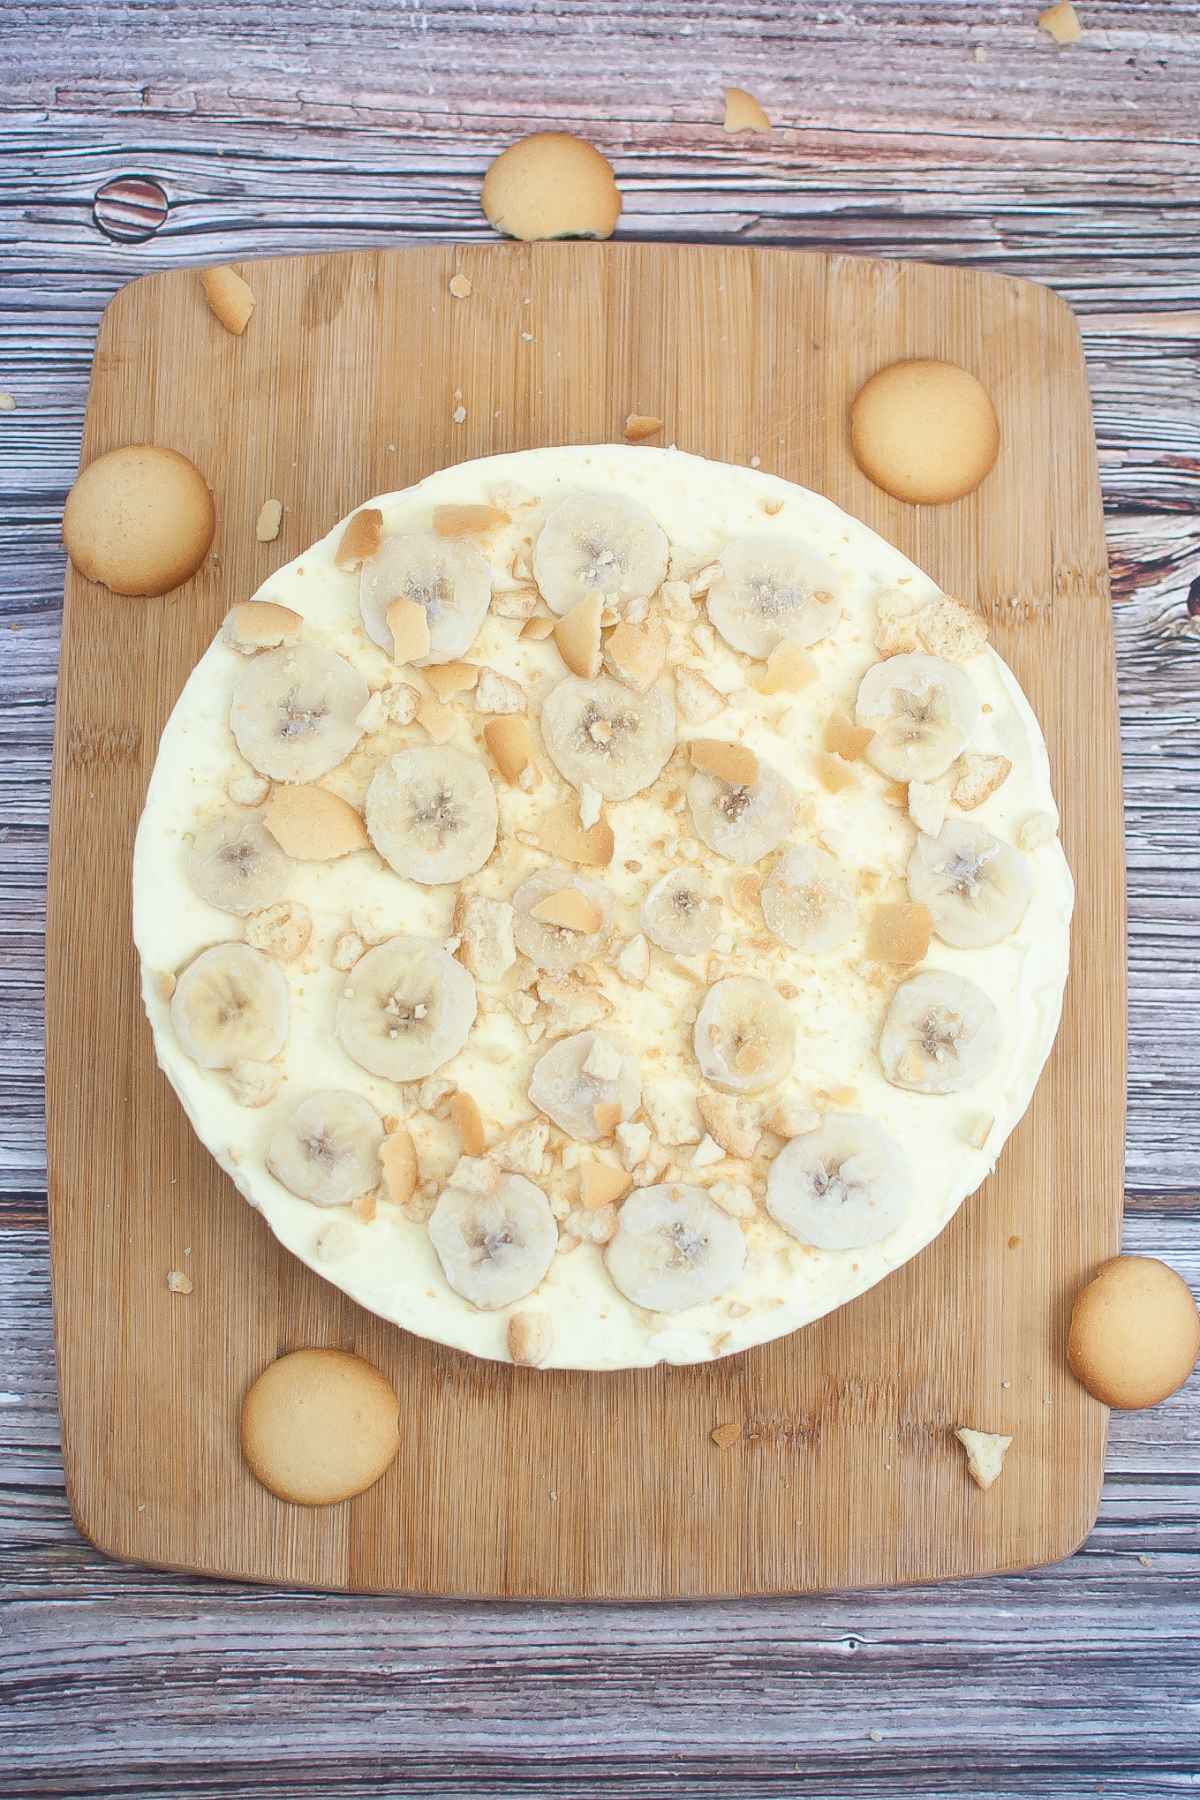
955, 1427, 1012, 1491
200, 265, 255, 336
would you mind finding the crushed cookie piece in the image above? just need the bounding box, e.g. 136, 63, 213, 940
416, 695, 457, 743
623, 413, 664, 443
484, 715, 534, 783
475, 667, 526, 714
754, 641, 816, 694
814, 750, 857, 794
334, 507, 382, 571
955, 1426, 1013, 1491
867, 902, 932, 965
255, 499, 283, 542
387, 596, 432, 665
676, 667, 725, 723
822, 713, 874, 761
508, 1311, 553, 1366
952, 751, 1012, 810
690, 738, 759, 787
1038, 0, 1082, 44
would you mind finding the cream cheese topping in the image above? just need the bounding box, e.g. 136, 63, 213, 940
133, 446, 1072, 1369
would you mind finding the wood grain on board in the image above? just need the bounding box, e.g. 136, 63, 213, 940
44, 242, 1123, 1599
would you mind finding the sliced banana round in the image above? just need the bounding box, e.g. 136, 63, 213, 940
706, 535, 844, 658
640, 868, 723, 956
429, 1173, 557, 1310
604, 1184, 747, 1312
540, 674, 675, 800
528, 1030, 641, 1142
761, 846, 856, 953
266, 1089, 384, 1207
359, 529, 491, 664
230, 643, 369, 783
766, 1113, 913, 1250
512, 868, 612, 971
170, 942, 289, 1070
187, 813, 290, 917
907, 819, 1032, 949
693, 976, 796, 1093
532, 492, 669, 616
855, 652, 979, 782
879, 968, 1002, 1094
687, 758, 794, 864
335, 935, 477, 1081
365, 746, 498, 885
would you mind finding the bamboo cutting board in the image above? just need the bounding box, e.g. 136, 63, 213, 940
46, 244, 1124, 1598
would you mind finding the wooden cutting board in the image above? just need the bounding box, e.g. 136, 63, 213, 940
46, 243, 1124, 1598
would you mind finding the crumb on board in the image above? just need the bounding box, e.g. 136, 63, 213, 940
955, 1426, 1012, 1490
448, 272, 473, 299
255, 498, 283, 542
166, 1269, 193, 1295
710, 1421, 741, 1448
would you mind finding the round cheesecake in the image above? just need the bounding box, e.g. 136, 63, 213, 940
133, 446, 1072, 1370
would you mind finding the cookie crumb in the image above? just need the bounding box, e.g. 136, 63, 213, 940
711, 1421, 741, 1448
255, 498, 283, 542
624, 413, 664, 443
448, 272, 473, 299
723, 86, 772, 133
452, 403, 467, 425
200, 265, 255, 336
167, 1269, 193, 1295
955, 1426, 1012, 1490
1038, 1, 1082, 44
0, 393, 15, 412
867, 902, 932, 965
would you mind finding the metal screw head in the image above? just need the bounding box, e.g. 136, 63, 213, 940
92, 175, 169, 243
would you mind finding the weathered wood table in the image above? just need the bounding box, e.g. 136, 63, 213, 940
2, 4, 1198, 1794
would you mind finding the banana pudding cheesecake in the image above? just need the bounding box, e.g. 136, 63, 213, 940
133, 446, 1072, 1370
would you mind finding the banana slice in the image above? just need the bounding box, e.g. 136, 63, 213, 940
706, 535, 843, 657
528, 1030, 641, 1142
359, 529, 492, 664
640, 868, 723, 956
230, 643, 369, 783
266, 1089, 384, 1207
512, 868, 612, 971
693, 976, 796, 1093
687, 758, 795, 864
766, 1113, 913, 1250
879, 968, 1002, 1094
532, 492, 669, 616
170, 941, 289, 1069
604, 1184, 747, 1312
760, 846, 855, 952
187, 813, 290, 916
541, 675, 676, 800
365, 746, 498, 885
429, 1172, 558, 1309
907, 819, 1032, 948
335, 935, 477, 1081
855, 652, 979, 781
